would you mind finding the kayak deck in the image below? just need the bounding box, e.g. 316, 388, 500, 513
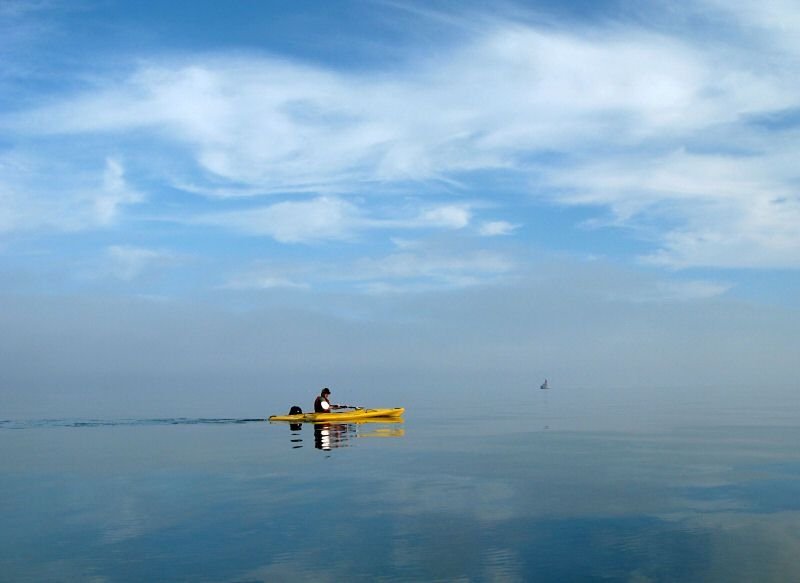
268, 407, 404, 423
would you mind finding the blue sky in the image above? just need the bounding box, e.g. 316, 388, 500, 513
2, 1, 799, 416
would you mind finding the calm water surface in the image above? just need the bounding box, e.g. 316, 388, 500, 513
3, 387, 800, 582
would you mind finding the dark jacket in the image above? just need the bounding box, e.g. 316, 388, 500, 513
314, 395, 331, 413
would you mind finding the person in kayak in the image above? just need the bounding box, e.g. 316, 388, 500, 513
314, 387, 343, 413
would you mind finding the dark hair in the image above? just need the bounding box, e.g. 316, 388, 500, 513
321, 387, 331, 395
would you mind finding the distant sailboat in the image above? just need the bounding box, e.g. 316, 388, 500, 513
540, 379, 549, 390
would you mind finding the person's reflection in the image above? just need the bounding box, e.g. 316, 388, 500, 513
314, 423, 352, 450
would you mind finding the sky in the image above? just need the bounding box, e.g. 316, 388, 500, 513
1, 0, 799, 417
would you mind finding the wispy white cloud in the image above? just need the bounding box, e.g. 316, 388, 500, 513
96, 158, 144, 225
699, 0, 800, 55
2, 4, 800, 270
0, 153, 143, 234
416, 205, 471, 229
105, 245, 178, 281
223, 273, 310, 291
551, 148, 800, 268
7, 31, 738, 182
194, 197, 472, 243
353, 249, 513, 283
195, 196, 363, 243
479, 220, 519, 237
223, 243, 515, 294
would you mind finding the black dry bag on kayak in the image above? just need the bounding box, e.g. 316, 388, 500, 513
289, 405, 302, 415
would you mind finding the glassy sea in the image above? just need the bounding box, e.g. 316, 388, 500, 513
3, 386, 800, 582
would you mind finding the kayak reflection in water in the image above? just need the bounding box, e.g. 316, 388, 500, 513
314, 423, 351, 451
314, 387, 345, 413
281, 419, 404, 450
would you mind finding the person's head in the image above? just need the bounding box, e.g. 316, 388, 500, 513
321, 387, 331, 397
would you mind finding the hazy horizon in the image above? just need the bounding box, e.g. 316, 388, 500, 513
2, 1, 799, 418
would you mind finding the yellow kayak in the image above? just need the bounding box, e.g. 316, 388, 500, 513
268, 407, 404, 423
